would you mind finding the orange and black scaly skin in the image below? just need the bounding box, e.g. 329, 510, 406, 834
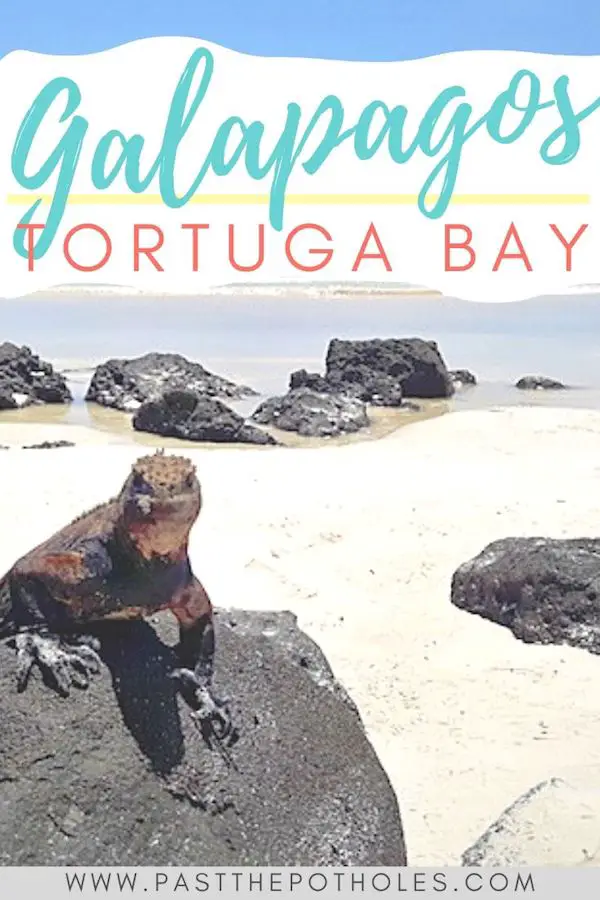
0, 452, 230, 734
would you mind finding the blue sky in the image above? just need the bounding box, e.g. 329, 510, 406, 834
1, 0, 600, 61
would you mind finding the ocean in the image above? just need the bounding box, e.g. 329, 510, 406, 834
2, 291, 600, 436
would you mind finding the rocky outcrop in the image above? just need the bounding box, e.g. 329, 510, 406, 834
86, 353, 257, 412
449, 369, 477, 387
324, 338, 454, 401
515, 376, 566, 391
462, 778, 600, 866
133, 390, 277, 445
0, 342, 71, 408
287, 338, 453, 407
289, 367, 403, 407
451, 536, 600, 653
251, 388, 369, 437
0, 609, 406, 865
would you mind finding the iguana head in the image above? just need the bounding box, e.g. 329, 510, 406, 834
119, 451, 202, 558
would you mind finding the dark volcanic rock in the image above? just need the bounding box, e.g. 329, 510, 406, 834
22, 440, 75, 450
0, 342, 71, 408
287, 337, 453, 406
133, 390, 277, 445
324, 338, 454, 402
288, 370, 422, 415
449, 369, 477, 387
0, 609, 406, 865
451, 536, 600, 653
86, 353, 257, 412
290, 367, 404, 406
515, 375, 566, 391
251, 388, 369, 437
289, 369, 331, 393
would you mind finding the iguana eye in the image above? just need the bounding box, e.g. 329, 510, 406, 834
132, 473, 152, 494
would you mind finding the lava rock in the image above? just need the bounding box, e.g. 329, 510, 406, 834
449, 369, 477, 387
515, 376, 566, 391
287, 338, 453, 406
86, 353, 257, 412
0, 609, 406, 865
0, 342, 71, 408
251, 388, 369, 437
462, 778, 600, 866
289, 367, 404, 407
324, 338, 454, 402
451, 536, 600, 653
22, 441, 75, 450
133, 390, 276, 445
289, 369, 331, 393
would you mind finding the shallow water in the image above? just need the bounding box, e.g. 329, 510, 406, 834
2, 291, 600, 444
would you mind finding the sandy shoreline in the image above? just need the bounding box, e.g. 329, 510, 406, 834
0, 400, 451, 450
1, 405, 600, 863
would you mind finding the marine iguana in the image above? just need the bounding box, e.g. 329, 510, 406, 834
0, 450, 232, 740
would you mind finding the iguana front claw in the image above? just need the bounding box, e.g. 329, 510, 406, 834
169, 666, 232, 741
14, 631, 102, 696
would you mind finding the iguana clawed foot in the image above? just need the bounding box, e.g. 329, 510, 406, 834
169, 667, 233, 743
14, 631, 102, 695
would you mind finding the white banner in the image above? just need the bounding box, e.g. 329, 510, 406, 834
1, 39, 600, 300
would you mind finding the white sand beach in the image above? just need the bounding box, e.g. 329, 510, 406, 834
0, 423, 130, 447
2, 405, 600, 863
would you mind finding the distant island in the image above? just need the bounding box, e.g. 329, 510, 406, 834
22, 280, 443, 300
10, 280, 600, 302
567, 284, 600, 294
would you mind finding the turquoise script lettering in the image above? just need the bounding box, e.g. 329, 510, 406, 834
11, 48, 600, 259
12, 77, 87, 259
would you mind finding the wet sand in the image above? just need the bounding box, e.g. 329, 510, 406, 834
5, 371, 600, 450
0, 396, 451, 450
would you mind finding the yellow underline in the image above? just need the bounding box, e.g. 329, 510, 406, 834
5, 192, 591, 206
